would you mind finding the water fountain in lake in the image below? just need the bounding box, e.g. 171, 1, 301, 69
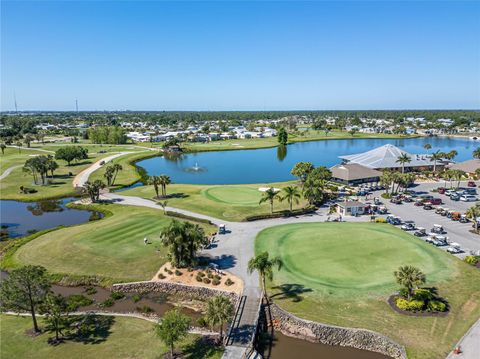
184, 162, 207, 173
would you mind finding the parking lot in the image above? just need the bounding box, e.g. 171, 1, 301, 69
371, 180, 480, 257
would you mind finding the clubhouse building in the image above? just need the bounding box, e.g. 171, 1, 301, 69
338, 144, 441, 172
330, 163, 382, 186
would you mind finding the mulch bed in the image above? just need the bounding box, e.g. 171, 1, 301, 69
387, 295, 449, 317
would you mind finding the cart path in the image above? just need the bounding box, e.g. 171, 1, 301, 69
73, 152, 133, 188
7, 145, 54, 153
0, 165, 22, 180
446, 318, 480, 359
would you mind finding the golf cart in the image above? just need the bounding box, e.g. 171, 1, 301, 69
390, 196, 403, 204
431, 235, 449, 246
378, 206, 388, 214
401, 221, 416, 231
218, 224, 226, 235
403, 195, 413, 203
459, 214, 469, 223
431, 224, 445, 234
446, 243, 462, 254
451, 212, 462, 221
414, 198, 425, 206
414, 227, 427, 237
423, 203, 434, 210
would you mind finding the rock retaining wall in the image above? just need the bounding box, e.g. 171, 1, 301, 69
270, 303, 407, 359
112, 280, 238, 303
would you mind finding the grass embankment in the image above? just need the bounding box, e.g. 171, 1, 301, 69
8, 203, 215, 284
255, 222, 480, 359
0, 144, 145, 201
122, 182, 307, 222
0, 315, 223, 359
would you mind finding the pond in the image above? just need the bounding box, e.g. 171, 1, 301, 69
137, 137, 477, 185
0, 198, 102, 238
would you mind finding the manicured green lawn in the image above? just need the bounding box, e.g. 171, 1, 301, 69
0, 315, 223, 359
0, 144, 145, 201
255, 222, 480, 359
9, 203, 214, 283
122, 182, 307, 221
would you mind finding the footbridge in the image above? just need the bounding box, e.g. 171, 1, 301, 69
222, 286, 263, 359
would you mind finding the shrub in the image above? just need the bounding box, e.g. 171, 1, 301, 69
197, 316, 208, 327
158, 273, 166, 279
212, 279, 220, 286
225, 278, 234, 286
132, 294, 142, 303
213, 274, 221, 281
110, 292, 125, 300
381, 193, 392, 199
67, 294, 94, 311
164, 267, 169, 272
136, 305, 154, 314
187, 267, 194, 272
207, 272, 213, 279
99, 298, 114, 308
85, 286, 97, 295
414, 288, 433, 302
399, 288, 409, 299
196, 275, 203, 282
198, 271, 205, 277
395, 298, 425, 312
428, 300, 447, 312
203, 277, 211, 284
167, 270, 173, 275
175, 269, 182, 276
375, 217, 387, 223
464, 256, 479, 266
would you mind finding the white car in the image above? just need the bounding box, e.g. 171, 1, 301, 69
460, 194, 477, 202
446, 246, 462, 254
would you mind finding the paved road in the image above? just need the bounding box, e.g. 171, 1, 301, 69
0, 165, 22, 180
446, 318, 480, 359
73, 152, 132, 188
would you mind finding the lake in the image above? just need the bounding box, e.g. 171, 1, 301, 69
137, 136, 477, 184
0, 198, 102, 238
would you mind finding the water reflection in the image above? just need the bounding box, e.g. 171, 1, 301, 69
277, 145, 287, 162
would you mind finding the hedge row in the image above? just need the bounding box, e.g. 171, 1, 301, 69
165, 211, 214, 225
244, 206, 317, 221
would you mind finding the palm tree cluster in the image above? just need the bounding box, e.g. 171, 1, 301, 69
103, 163, 123, 186
442, 169, 466, 188
148, 174, 171, 198
394, 265, 426, 300
380, 170, 415, 194
23, 155, 59, 185
160, 219, 207, 268
82, 180, 106, 203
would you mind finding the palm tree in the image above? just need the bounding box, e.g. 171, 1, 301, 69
473, 148, 480, 159
396, 153, 411, 174
148, 176, 161, 198
15, 141, 22, 153
451, 169, 466, 189
466, 205, 480, 233
82, 180, 106, 203
423, 143, 431, 152
111, 163, 123, 186
158, 200, 168, 214
247, 252, 282, 299
159, 174, 171, 197
394, 265, 426, 300
205, 296, 234, 342
280, 186, 301, 212
259, 188, 278, 213
0, 143, 6, 154
430, 150, 443, 172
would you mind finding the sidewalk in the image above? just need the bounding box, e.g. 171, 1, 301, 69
446, 319, 480, 359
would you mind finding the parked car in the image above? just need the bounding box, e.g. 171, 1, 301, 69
435, 207, 446, 215
420, 194, 434, 201
414, 198, 425, 206
450, 193, 460, 201
437, 187, 446, 194
468, 181, 477, 187
414, 228, 427, 237
459, 214, 469, 223
390, 197, 403, 204
460, 194, 477, 202
432, 235, 449, 246
430, 198, 442, 205
431, 224, 445, 234
445, 189, 455, 196
402, 195, 413, 203
218, 224, 226, 234
462, 188, 477, 195
401, 221, 416, 231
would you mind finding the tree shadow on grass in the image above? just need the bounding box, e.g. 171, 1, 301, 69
181, 336, 222, 359
270, 284, 312, 303
67, 314, 115, 345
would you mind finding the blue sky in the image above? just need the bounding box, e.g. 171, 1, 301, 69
1, 1, 479, 111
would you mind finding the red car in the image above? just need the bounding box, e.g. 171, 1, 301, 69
429, 198, 443, 205
437, 187, 446, 194
468, 181, 477, 187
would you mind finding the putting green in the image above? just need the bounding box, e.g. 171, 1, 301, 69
255, 222, 454, 297
201, 186, 261, 206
